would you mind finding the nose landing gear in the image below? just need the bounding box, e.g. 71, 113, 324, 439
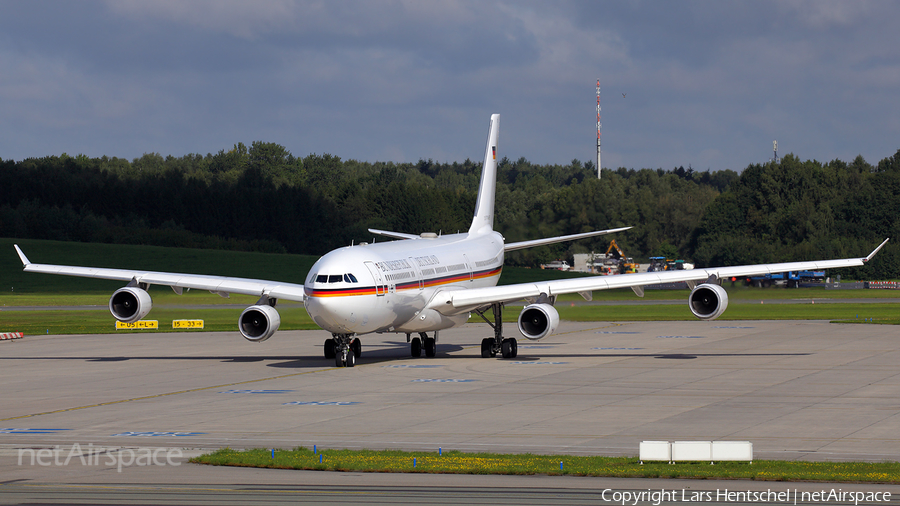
327, 334, 361, 367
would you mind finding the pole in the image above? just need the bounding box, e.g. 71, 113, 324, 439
596, 80, 602, 179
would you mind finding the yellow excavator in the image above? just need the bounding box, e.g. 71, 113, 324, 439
602, 240, 639, 274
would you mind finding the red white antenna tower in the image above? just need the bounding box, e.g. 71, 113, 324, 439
596, 80, 601, 179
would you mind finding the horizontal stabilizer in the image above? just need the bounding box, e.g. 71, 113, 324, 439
505, 227, 632, 252
368, 229, 420, 240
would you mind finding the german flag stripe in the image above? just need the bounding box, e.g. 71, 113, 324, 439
304, 286, 378, 297
307, 266, 502, 298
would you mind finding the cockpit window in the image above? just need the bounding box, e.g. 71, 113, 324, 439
316, 273, 359, 284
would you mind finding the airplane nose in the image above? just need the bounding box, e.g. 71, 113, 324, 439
306, 294, 353, 333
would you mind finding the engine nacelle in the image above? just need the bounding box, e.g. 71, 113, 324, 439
109, 287, 152, 323
239, 304, 281, 342
517, 303, 560, 341
688, 283, 729, 320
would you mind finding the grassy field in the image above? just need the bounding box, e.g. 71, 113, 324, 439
2, 238, 315, 294
3, 238, 899, 333
1, 306, 318, 335
2, 237, 618, 291
3, 295, 898, 335
6, 237, 896, 298
193, 447, 900, 483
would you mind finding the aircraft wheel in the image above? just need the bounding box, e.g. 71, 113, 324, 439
351, 338, 361, 358
324, 339, 335, 359
424, 337, 436, 357
501, 339, 512, 359
345, 351, 356, 368
480, 338, 492, 358
509, 337, 518, 358
411, 337, 422, 357
335, 352, 344, 368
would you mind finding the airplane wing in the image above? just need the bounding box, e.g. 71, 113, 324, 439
440, 238, 890, 312
13, 245, 306, 302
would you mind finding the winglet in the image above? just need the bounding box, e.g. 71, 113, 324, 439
864, 238, 890, 262
13, 245, 31, 266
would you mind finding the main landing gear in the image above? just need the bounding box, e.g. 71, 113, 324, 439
325, 334, 360, 368
407, 331, 437, 358
474, 302, 517, 359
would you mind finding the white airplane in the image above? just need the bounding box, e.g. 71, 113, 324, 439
14, 114, 889, 368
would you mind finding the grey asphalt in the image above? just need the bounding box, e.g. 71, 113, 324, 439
2, 320, 900, 503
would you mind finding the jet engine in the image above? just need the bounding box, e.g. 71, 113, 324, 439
239, 305, 281, 342
688, 283, 729, 320
109, 287, 152, 323
517, 303, 560, 341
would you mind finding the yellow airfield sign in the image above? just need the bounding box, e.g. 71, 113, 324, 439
115, 320, 159, 330
173, 320, 205, 329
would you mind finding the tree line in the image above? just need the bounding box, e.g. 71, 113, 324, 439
2, 142, 898, 278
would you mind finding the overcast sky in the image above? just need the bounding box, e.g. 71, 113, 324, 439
1, 1, 898, 172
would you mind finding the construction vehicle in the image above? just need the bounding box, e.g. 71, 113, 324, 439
647, 256, 668, 272
667, 259, 695, 270
746, 270, 825, 288
602, 240, 639, 274
647, 256, 695, 272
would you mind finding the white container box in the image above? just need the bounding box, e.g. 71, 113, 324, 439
639, 441, 671, 462
671, 441, 712, 461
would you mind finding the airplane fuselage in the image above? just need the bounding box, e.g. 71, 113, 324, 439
303, 231, 504, 336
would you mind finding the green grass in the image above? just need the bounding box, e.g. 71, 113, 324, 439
3, 237, 899, 334
192, 447, 900, 483
2, 238, 611, 302
4, 300, 897, 336
0, 306, 318, 335
2, 238, 317, 294
7, 237, 895, 300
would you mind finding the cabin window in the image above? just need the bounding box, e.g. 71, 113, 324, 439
344, 273, 358, 283
328, 274, 343, 283
316, 274, 328, 283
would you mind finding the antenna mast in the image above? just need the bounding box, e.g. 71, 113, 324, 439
596, 80, 601, 179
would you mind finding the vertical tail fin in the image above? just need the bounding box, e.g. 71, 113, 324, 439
468, 113, 500, 235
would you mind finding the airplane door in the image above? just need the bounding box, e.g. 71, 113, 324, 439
408, 257, 424, 290
463, 254, 474, 281
364, 261, 386, 296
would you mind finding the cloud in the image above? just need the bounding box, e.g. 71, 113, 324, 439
0, 0, 897, 170
779, 0, 872, 28
104, 0, 302, 39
